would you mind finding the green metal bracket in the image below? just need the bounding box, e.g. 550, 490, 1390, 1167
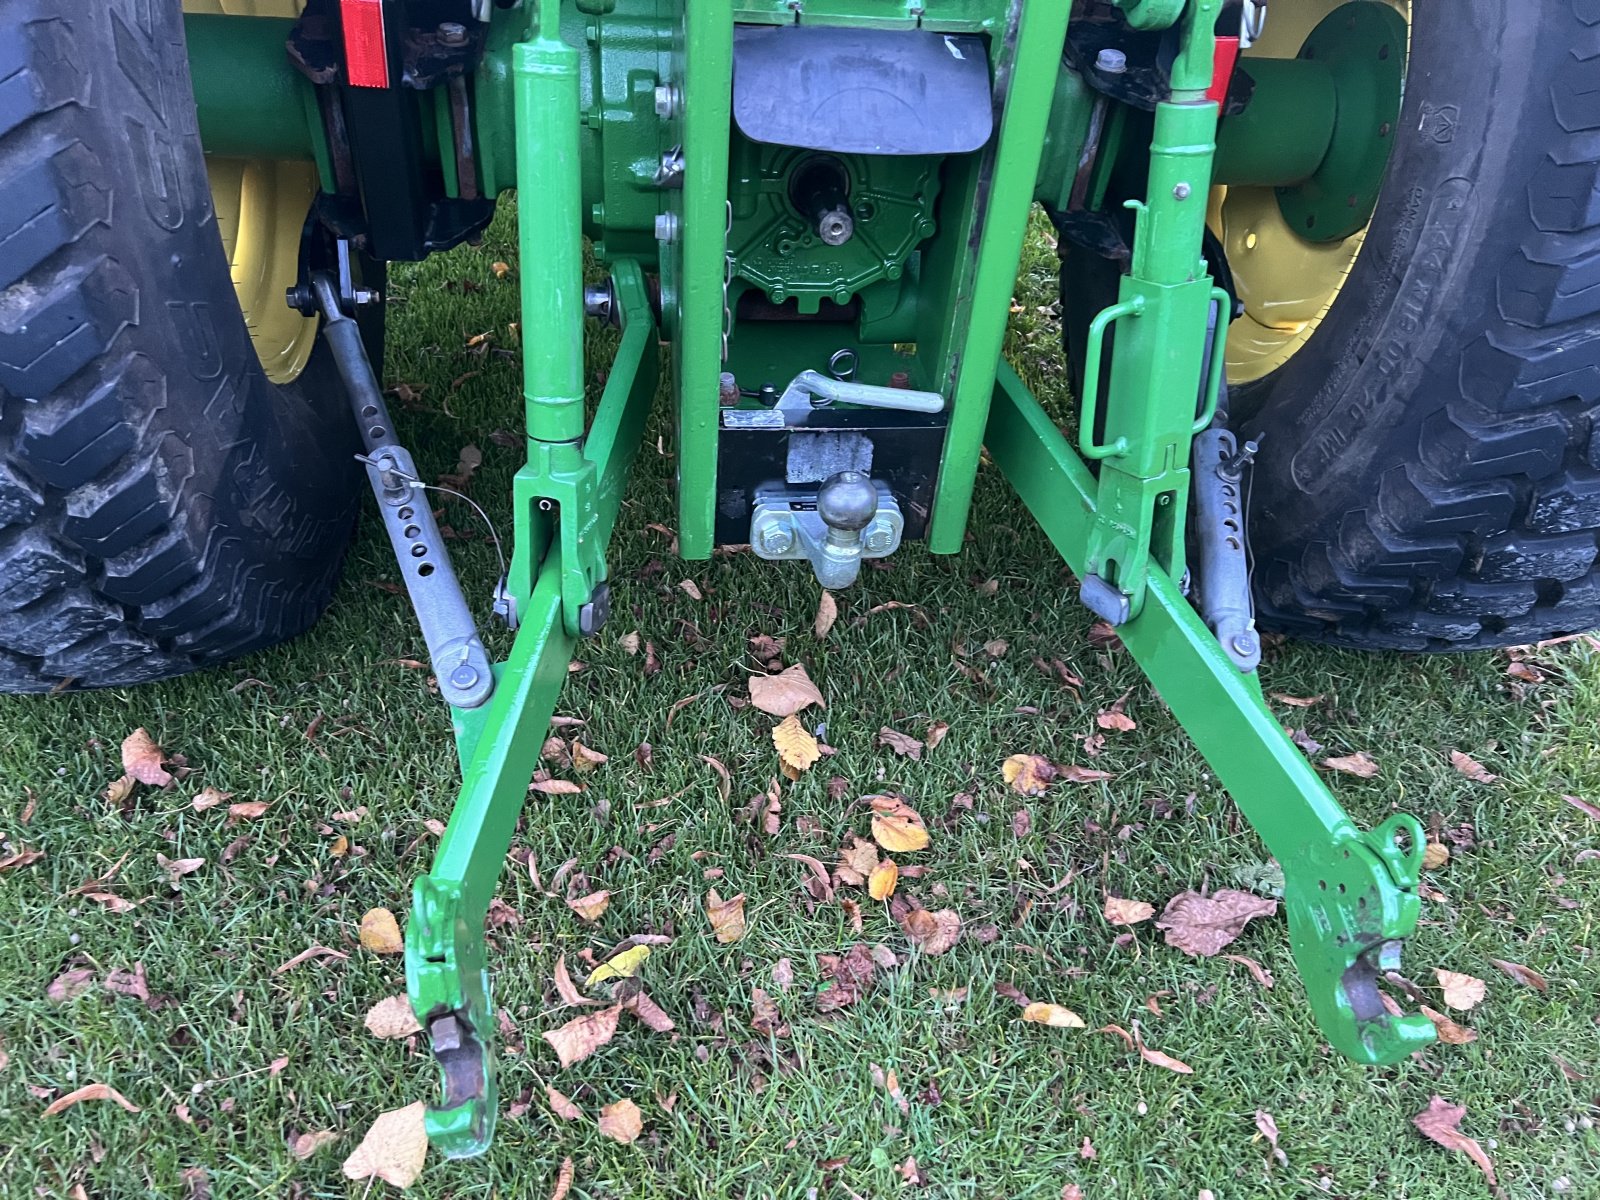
987, 364, 1436, 1063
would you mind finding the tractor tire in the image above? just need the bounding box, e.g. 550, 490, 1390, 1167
1058, 0, 1600, 651
0, 0, 374, 692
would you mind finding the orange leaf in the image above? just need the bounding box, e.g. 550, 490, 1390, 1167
869, 795, 930, 853
1489, 958, 1548, 991
598, 1098, 643, 1144
566, 890, 611, 923
868, 860, 899, 901
43, 1082, 141, 1116
1103, 896, 1155, 926
706, 889, 748, 944
359, 907, 404, 954
542, 1005, 621, 1068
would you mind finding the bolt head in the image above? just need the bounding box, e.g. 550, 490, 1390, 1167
438, 21, 467, 45
1095, 47, 1127, 74
654, 212, 679, 243
450, 664, 480, 689
1173, 182, 1192, 200
863, 522, 896, 554
654, 84, 680, 119
760, 525, 794, 555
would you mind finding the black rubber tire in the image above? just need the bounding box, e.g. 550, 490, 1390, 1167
0, 0, 372, 692
1058, 0, 1600, 651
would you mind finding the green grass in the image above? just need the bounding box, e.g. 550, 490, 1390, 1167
2, 208, 1598, 1199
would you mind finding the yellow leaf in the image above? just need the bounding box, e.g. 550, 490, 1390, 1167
1002, 753, 1056, 796
491, 260, 510, 278
1022, 1002, 1086, 1029
1435, 968, 1487, 1011
772, 715, 821, 774
868, 860, 899, 901
1103, 896, 1155, 926
586, 944, 651, 987
566, 890, 611, 922
364, 995, 423, 1039
341, 1102, 429, 1188
571, 742, 609, 773
359, 907, 404, 954
706, 889, 747, 944
598, 1098, 644, 1145
1423, 842, 1450, 870
869, 795, 930, 853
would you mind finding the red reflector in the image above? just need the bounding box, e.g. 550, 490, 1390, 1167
342, 0, 389, 88
1206, 36, 1240, 105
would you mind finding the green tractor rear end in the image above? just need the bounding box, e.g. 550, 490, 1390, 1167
4, 0, 1597, 1159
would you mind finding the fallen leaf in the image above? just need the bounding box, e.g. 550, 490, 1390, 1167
901, 908, 961, 955
530, 778, 583, 796
1419, 1004, 1478, 1045
273, 945, 348, 974
1320, 751, 1379, 778
678, 578, 703, 601
341, 1101, 429, 1188
102, 963, 151, 1006
924, 721, 949, 751
550, 1156, 575, 1200
1058, 763, 1115, 783
868, 860, 899, 901
772, 958, 794, 992
877, 727, 924, 760
121, 729, 172, 787
289, 1130, 339, 1159
190, 787, 232, 812
227, 800, 271, 820
622, 990, 675, 1033
1222, 953, 1275, 989
814, 591, 838, 639
894, 1155, 923, 1185
1156, 890, 1277, 957
751, 987, 787, 1036
1022, 1003, 1086, 1029
1002, 753, 1056, 796
1489, 958, 1548, 992
0, 847, 43, 871
1270, 693, 1323, 708
706, 889, 747, 944
571, 742, 609, 773
1104, 896, 1155, 926
1097, 1024, 1136, 1050
1096, 709, 1136, 732
47, 968, 96, 1004
156, 854, 205, 884
598, 1098, 643, 1145
566, 890, 611, 923
547, 1086, 582, 1121
1134, 1030, 1194, 1075
1255, 1110, 1287, 1169
869, 795, 930, 853
748, 664, 824, 717
1562, 794, 1600, 822
1412, 1096, 1496, 1187
835, 836, 880, 886
773, 715, 821, 774
542, 1005, 622, 1068
104, 774, 136, 805
1422, 842, 1450, 870
1449, 750, 1497, 784
491, 260, 510, 278
587, 945, 651, 987
364, 996, 423, 1039
815, 943, 879, 1011
1434, 968, 1487, 1011
360, 907, 404, 954
43, 1082, 141, 1116
701, 754, 732, 804
554, 955, 601, 1007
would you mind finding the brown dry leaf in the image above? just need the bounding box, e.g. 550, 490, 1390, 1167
0, 848, 43, 872
706, 889, 748, 944
190, 787, 232, 812
836, 835, 880, 885
550, 1156, 575, 1200
772, 958, 794, 993
814, 591, 838, 639
273, 945, 348, 974
84, 891, 138, 914
542, 1005, 622, 1068
47, 968, 96, 1003
1059, 763, 1115, 783
531, 777, 583, 795
1412, 1095, 1496, 1187
773, 715, 821, 774
571, 742, 609, 773
1003, 753, 1056, 796
566, 890, 611, 923
1021, 1003, 1086, 1029
1222, 953, 1275, 989
1564, 795, 1600, 821
360, 907, 404, 954
1449, 750, 1497, 784
227, 800, 271, 820
1096, 709, 1136, 733
901, 908, 961, 955
1156, 890, 1277, 957
121, 729, 172, 787
1137, 1041, 1194, 1074
924, 721, 949, 751
1104, 896, 1155, 926
869, 795, 930, 853
289, 1130, 339, 1159
1434, 968, 1487, 1011
1419, 1004, 1478, 1045
555, 955, 603, 1007
104, 774, 136, 805
598, 1098, 643, 1145
491, 260, 511, 278
341, 1101, 428, 1188
678, 578, 703, 601
364, 995, 423, 1039
547, 1085, 583, 1121
1255, 1110, 1286, 1169
1270, 693, 1323, 708
751, 987, 786, 1036
877, 727, 924, 760
1422, 842, 1450, 870
1490, 958, 1548, 992
156, 854, 205, 884
868, 860, 899, 901
748, 664, 825, 717
43, 1082, 141, 1116
622, 989, 676, 1033
1320, 751, 1379, 778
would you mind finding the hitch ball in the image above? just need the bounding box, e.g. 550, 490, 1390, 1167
790, 155, 856, 248
818, 471, 878, 537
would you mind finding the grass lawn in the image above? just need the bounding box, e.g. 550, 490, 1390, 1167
2, 208, 1598, 1200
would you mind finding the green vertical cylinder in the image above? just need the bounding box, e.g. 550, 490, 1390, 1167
1213, 58, 1337, 186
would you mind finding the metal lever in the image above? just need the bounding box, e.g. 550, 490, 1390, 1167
312, 274, 495, 709
778, 370, 945, 416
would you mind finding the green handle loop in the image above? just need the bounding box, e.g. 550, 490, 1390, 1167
1368, 813, 1427, 890
1191, 286, 1232, 435
1078, 294, 1145, 461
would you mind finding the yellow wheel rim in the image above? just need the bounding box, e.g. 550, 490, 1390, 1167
185, 0, 317, 385
1218, 0, 1411, 384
